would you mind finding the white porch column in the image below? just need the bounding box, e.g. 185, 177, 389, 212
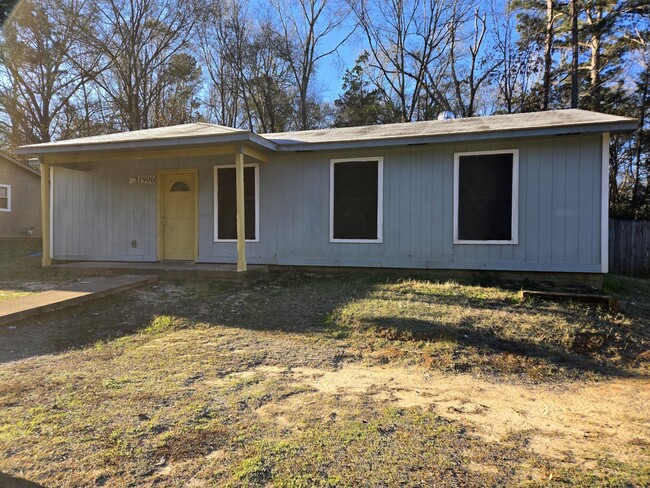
40, 159, 51, 267
235, 149, 247, 272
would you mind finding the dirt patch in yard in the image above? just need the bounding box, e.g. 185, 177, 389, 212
254, 363, 649, 467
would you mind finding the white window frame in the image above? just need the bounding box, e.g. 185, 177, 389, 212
330, 157, 384, 244
0, 184, 11, 212
453, 149, 519, 245
213, 163, 260, 243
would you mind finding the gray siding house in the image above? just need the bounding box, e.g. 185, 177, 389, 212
16, 109, 637, 278
0, 151, 41, 239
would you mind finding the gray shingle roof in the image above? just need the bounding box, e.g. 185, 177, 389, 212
21, 123, 244, 149
263, 109, 637, 148
16, 109, 637, 156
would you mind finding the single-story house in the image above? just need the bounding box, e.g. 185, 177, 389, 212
16, 109, 637, 281
0, 151, 41, 239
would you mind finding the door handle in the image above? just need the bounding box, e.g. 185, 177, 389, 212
161, 217, 167, 226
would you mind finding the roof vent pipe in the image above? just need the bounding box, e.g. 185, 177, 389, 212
437, 111, 456, 120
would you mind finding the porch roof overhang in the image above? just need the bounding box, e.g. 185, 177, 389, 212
14, 123, 276, 165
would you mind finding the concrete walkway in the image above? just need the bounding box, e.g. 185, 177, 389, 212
0, 275, 157, 326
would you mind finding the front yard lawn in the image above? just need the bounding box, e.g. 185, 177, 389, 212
0, 259, 648, 486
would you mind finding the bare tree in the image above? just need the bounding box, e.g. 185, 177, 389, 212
197, 0, 247, 128
629, 32, 649, 218
152, 53, 202, 127
240, 22, 296, 132
350, 0, 452, 122
447, 3, 501, 117
82, 0, 196, 131
0, 0, 100, 145
272, 0, 352, 129
490, 0, 535, 113
197, 0, 296, 132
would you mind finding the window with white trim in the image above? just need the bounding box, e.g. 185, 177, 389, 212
330, 157, 383, 242
214, 164, 259, 242
0, 184, 10, 212
454, 150, 518, 244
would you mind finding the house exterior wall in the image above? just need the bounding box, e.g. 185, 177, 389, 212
51, 134, 605, 273
0, 159, 42, 238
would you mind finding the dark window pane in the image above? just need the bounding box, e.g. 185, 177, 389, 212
333, 161, 379, 240
458, 154, 513, 241
217, 167, 256, 240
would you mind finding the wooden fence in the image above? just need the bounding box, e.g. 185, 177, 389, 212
609, 219, 650, 276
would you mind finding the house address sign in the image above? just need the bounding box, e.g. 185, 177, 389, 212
129, 175, 156, 184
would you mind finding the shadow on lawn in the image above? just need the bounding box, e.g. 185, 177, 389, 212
363, 315, 642, 379
0, 292, 160, 364
0, 472, 45, 487
0, 274, 371, 364
0, 273, 645, 381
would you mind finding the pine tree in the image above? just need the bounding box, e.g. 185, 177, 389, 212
333, 54, 399, 128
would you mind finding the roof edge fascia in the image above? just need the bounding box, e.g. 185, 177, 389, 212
272, 120, 639, 152
15, 131, 277, 156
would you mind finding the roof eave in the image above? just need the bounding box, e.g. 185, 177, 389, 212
273, 121, 639, 152
15, 131, 277, 156
0, 153, 41, 176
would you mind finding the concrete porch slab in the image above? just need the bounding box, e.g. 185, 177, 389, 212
52, 261, 269, 282
0, 275, 158, 326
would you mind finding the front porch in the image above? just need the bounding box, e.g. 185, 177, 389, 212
23, 124, 275, 274
52, 261, 270, 282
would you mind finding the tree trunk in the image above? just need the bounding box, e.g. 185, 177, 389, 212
586, 4, 603, 108
570, 0, 579, 109
631, 70, 648, 219
543, 0, 554, 110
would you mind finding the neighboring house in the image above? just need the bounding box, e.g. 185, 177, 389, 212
0, 151, 41, 239
16, 109, 637, 281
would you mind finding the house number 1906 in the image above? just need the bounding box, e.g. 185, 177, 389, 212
128, 175, 156, 184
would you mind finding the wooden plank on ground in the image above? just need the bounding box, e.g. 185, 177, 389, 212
521, 290, 619, 311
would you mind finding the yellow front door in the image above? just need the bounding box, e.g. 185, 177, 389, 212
161, 171, 196, 260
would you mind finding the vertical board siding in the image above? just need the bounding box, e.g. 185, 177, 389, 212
579, 137, 595, 264
538, 142, 554, 263
565, 140, 581, 263
52, 135, 603, 272
551, 142, 566, 264
525, 141, 540, 263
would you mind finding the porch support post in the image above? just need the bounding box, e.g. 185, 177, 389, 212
40, 160, 51, 267
235, 149, 247, 272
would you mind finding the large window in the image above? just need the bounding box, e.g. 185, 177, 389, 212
214, 165, 259, 242
454, 150, 518, 244
0, 184, 10, 212
330, 158, 383, 243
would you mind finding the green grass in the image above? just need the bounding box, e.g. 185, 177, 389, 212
0, 289, 33, 301
327, 277, 647, 380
